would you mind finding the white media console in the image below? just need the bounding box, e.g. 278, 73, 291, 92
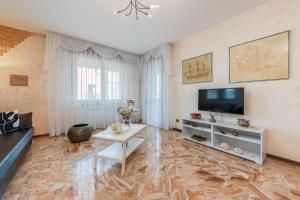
182, 118, 267, 164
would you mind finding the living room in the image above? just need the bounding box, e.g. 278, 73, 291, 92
0, 0, 300, 199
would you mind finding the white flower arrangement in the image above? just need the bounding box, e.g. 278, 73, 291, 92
117, 100, 135, 121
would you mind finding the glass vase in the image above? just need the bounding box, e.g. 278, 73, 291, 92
123, 119, 131, 127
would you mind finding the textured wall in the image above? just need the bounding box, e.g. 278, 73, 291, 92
173, 0, 300, 162
0, 25, 48, 135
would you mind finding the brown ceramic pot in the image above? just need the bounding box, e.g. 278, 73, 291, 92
67, 124, 92, 143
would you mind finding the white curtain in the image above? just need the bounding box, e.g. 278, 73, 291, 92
141, 44, 174, 130
45, 33, 141, 136
44, 32, 140, 71
142, 57, 162, 127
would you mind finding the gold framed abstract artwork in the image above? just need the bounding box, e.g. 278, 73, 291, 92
182, 53, 212, 84
229, 31, 290, 83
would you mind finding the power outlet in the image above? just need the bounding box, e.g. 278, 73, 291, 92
175, 119, 180, 123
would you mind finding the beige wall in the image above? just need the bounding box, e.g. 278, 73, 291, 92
173, 0, 300, 162
0, 28, 48, 135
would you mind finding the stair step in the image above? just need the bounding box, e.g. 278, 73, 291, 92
0, 25, 33, 57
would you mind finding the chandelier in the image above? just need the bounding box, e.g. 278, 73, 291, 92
113, 0, 160, 20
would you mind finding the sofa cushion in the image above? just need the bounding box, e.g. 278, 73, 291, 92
0, 128, 32, 166
19, 112, 33, 130
0, 110, 20, 134
0, 128, 33, 197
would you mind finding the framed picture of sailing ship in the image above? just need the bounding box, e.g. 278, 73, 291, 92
182, 53, 212, 84
229, 31, 290, 83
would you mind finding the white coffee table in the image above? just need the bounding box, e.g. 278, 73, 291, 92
92, 124, 146, 176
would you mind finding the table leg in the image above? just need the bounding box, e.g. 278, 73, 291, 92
144, 129, 147, 151
94, 139, 99, 170
121, 142, 127, 176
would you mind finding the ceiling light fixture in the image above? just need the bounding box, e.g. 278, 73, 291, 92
113, 0, 160, 20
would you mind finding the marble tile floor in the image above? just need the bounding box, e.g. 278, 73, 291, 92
2, 126, 300, 200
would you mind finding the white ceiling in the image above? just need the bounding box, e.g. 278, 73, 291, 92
0, 0, 268, 54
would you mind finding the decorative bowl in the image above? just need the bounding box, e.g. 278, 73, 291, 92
237, 119, 250, 127
190, 113, 201, 120
108, 124, 129, 134
234, 147, 243, 154
231, 131, 239, 137
109, 123, 123, 133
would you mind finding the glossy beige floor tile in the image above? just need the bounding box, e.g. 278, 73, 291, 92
2, 127, 300, 200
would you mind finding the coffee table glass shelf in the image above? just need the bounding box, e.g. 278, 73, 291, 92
92, 124, 146, 176
182, 119, 267, 164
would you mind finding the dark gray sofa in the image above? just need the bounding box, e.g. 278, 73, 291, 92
0, 128, 33, 197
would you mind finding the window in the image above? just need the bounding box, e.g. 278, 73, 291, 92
76, 67, 121, 101
77, 67, 101, 100
75, 54, 122, 101
107, 71, 120, 99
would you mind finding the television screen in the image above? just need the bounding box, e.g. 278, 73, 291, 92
198, 88, 244, 115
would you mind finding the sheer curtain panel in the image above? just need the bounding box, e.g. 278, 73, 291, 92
141, 44, 174, 130
45, 33, 140, 136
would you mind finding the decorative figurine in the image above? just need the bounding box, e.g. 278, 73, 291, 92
209, 114, 216, 123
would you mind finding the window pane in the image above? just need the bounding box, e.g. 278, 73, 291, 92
77, 67, 101, 100
107, 71, 120, 99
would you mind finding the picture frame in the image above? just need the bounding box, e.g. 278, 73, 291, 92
182, 53, 213, 84
10, 74, 28, 86
229, 31, 290, 83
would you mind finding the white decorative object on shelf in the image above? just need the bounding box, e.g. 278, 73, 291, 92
220, 143, 230, 150
234, 147, 243, 154
108, 123, 129, 134
181, 118, 267, 165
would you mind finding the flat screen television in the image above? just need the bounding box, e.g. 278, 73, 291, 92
198, 88, 244, 115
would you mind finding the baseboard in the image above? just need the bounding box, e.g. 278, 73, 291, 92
172, 128, 182, 132
267, 154, 300, 166
33, 134, 49, 138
